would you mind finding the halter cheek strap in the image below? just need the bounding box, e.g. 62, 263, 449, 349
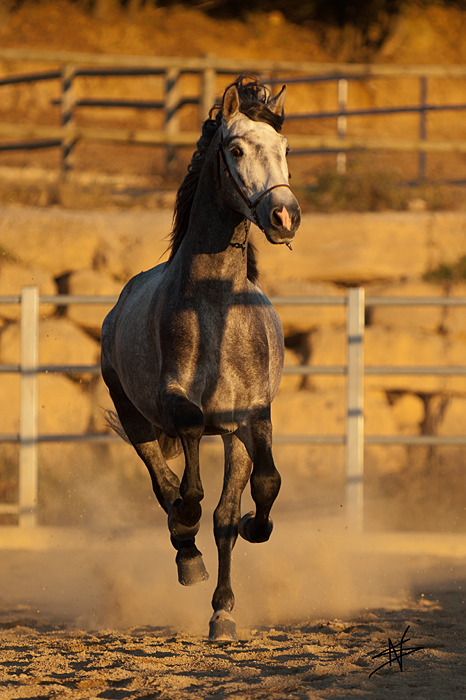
216, 139, 293, 238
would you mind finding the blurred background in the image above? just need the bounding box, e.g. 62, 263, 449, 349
1, 0, 466, 535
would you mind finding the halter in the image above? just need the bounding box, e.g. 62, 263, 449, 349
216, 138, 293, 248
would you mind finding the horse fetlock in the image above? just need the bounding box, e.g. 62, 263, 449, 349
238, 511, 273, 543
176, 547, 209, 586
212, 584, 235, 615
208, 609, 237, 643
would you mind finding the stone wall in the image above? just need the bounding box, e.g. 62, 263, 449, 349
1, 206, 466, 526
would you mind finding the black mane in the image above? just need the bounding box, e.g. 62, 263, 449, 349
165, 74, 285, 284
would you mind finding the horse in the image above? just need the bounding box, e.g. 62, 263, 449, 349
101, 74, 301, 642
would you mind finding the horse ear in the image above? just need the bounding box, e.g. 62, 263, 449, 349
223, 85, 240, 121
268, 85, 286, 116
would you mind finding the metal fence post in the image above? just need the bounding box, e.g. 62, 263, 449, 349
19, 286, 39, 527
345, 287, 365, 532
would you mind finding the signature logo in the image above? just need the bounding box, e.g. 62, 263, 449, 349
369, 625, 425, 679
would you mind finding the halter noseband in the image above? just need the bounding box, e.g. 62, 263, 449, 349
216, 138, 293, 240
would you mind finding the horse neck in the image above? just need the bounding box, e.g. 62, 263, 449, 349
176, 136, 250, 292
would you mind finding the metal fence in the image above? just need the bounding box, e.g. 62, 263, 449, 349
1, 48, 466, 181
1, 286, 466, 531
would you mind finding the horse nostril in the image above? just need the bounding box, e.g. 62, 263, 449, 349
272, 205, 292, 230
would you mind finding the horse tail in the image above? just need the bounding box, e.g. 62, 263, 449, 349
104, 409, 183, 460
105, 409, 130, 443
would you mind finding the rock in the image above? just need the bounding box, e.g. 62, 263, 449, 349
0, 206, 172, 281
0, 373, 90, 435
443, 282, 466, 340
251, 212, 430, 284
438, 397, 466, 435
88, 376, 116, 433
366, 281, 444, 333
38, 375, 91, 435
272, 389, 345, 435
0, 261, 56, 320
0, 207, 99, 276
118, 212, 173, 279
389, 392, 425, 434
278, 347, 303, 392
67, 269, 122, 338
427, 212, 466, 269
95, 210, 173, 281
267, 280, 346, 335
309, 326, 451, 393
365, 390, 398, 435
0, 317, 100, 370
0, 374, 20, 434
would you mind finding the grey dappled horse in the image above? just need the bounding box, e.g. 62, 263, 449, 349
101, 75, 301, 642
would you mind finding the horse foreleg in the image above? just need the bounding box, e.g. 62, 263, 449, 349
239, 406, 281, 544
209, 433, 252, 643
163, 393, 208, 585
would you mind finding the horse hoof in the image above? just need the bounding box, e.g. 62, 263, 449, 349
238, 511, 273, 543
209, 610, 237, 643
176, 550, 209, 586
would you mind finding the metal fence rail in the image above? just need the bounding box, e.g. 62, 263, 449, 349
1, 48, 466, 181
1, 287, 466, 530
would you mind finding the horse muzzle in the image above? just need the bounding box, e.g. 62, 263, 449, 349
257, 190, 301, 245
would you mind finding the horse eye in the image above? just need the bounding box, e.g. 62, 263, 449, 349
230, 146, 243, 158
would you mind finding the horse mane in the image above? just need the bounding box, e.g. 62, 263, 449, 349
166, 74, 285, 284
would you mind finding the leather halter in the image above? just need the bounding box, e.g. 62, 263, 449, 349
216, 138, 293, 237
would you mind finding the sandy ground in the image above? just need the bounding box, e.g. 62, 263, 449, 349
1, 520, 466, 699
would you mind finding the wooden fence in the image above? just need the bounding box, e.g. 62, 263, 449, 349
1, 48, 466, 180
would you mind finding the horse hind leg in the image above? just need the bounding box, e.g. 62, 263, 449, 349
103, 368, 208, 585
209, 433, 252, 643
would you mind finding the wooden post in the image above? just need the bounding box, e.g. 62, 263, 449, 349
201, 55, 216, 123
337, 78, 348, 174
164, 67, 180, 171
345, 287, 365, 532
19, 286, 39, 527
60, 63, 77, 178
418, 76, 428, 182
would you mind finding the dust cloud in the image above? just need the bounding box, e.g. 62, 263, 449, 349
2, 443, 463, 637
1, 513, 433, 637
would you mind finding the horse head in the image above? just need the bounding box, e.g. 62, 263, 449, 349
218, 82, 301, 247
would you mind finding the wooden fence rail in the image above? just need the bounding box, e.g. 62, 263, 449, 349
1, 49, 466, 180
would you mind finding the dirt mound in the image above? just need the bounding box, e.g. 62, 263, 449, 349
0, 2, 466, 64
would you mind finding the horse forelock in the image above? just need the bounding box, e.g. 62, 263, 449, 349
166, 74, 282, 284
